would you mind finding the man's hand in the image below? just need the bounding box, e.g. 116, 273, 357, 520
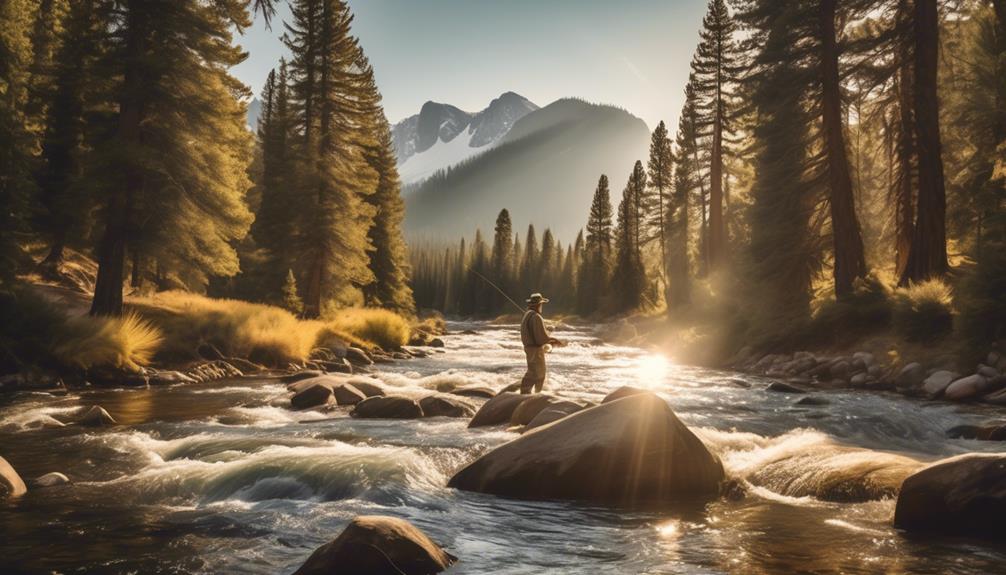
548, 337, 566, 347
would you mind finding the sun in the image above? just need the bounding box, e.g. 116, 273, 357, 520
635, 354, 671, 388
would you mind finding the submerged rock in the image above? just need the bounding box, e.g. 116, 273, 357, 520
449, 386, 495, 399
601, 386, 649, 404
352, 396, 424, 419
894, 453, 1006, 536
947, 423, 1006, 441
419, 394, 475, 418
766, 382, 806, 394
0, 455, 27, 498
32, 471, 70, 488
290, 383, 334, 410
281, 370, 325, 384
148, 370, 197, 386
449, 393, 725, 506
467, 392, 533, 428
77, 405, 117, 426
429, 338, 446, 348
745, 447, 923, 502
345, 378, 387, 398
293, 515, 456, 575
794, 396, 830, 407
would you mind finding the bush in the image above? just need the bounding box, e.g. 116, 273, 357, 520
54, 313, 162, 371
810, 276, 892, 345
892, 279, 954, 343
956, 247, 1006, 363
0, 287, 67, 373
325, 308, 411, 351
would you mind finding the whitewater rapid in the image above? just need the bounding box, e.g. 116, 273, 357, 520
1, 321, 1004, 574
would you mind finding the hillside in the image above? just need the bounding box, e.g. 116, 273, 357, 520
404, 98, 651, 241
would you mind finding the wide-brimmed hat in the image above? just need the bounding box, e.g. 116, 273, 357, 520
526, 293, 550, 304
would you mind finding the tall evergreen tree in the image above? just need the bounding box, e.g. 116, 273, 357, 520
627, 160, 648, 259
520, 223, 539, 292
577, 175, 613, 315
90, 0, 257, 315
668, 82, 702, 309
647, 120, 674, 288
691, 0, 742, 269
490, 208, 513, 301
612, 182, 646, 312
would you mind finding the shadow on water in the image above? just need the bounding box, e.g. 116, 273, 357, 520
1, 322, 1005, 573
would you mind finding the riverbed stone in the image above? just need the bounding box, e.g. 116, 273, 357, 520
766, 381, 806, 394
281, 370, 325, 384
977, 364, 1001, 379
524, 400, 586, 431
292, 515, 456, 575
32, 471, 70, 488
468, 392, 534, 427
794, 396, 830, 406
77, 405, 116, 426
352, 396, 424, 419
419, 394, 475, 418
894, 453, 1006, 536
947, 423, 1006, 441
345, 378, 386, 397
291, 383, 334, 410
509, 394, 558, 426
450, 393, 724, 506
449, 386, 495, 399
429, 338, 446, 348
602, 386, 650, 403
148, 370, 198, 386
895, 362, 926, 390
345, 347, 373, 366
0, 455, 27, 498
332, 383, 367, 406
922, 370, 959, 398
944, 374, 990, 401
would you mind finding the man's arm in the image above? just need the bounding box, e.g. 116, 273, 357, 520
533, 314, 563, 347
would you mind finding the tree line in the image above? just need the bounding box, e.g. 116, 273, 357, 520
0, 0, 413, 318
412, 0, 1005, 353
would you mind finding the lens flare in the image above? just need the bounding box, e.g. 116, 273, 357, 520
636, 354, 671, 388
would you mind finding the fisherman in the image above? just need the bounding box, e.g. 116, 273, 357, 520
520, 293, 564, 394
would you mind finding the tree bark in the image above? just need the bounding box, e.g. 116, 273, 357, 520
900, 0, 949, 285
819, 0, 867, 298
90, 2, 145, 316
709, 113, 725, 269
894, 35, 916, 278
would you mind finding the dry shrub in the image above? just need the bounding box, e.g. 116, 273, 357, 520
325, 308, 411, 351
54, 313, 162, 371
892, 279, 954, 343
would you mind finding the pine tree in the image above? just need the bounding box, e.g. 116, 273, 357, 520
612, 182, 646, 312
538, 228, 557, 296
691, 0, 742, 269
281, 268, 304, 315
90, 0, 256, 315
668, 81, 702, 309
627, 160, 648, 259
647, 121, 674, 289
520, 223, 539, 292
578, 175, 614, 315
490, 208, 513, 310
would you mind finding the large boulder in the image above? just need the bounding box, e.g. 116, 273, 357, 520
895, 362, 927, 390
0, 455, 27, 498
448, 393, 725, 506
509, 394, 558, 426
345, 378, 386, 398
419, 395, 475, 418
922, 370, 959, 398
450, 386, 495, 399
290, 383, 334, 410
467, 392, 534, 428
601, 386, 649, 404
894, 453, 1006, 536
345, 347, 374, 366
332, 383, 367, 406
77, 405, 116, 426
352, 396, 424, 419
293, 515, 456, 575
524, 400, 586, 431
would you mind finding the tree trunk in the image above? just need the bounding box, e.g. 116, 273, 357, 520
709, 114, 725, 269
820, 0, 867, 298
894, 41, 916, 278
90, 2, 144, 316
130, 247, 143, 288
900, 0, 949, 285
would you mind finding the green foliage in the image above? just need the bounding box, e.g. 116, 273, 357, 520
810, 276, 892, 345
281, 269, 304, 315
892, 279, 954, 343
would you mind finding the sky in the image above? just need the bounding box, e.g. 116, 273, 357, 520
233, 0, 709, 131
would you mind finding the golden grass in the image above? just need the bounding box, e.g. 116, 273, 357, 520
324, 308, 411, 351
892, 279, 954, 343
54, 313, 162, 372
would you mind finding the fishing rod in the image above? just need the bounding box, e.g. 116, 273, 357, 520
467, 267, 526, 314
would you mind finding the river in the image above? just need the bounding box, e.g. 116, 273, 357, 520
1, 321, 1005, 574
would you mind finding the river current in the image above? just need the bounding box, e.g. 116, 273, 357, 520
1, 321, 1005, 574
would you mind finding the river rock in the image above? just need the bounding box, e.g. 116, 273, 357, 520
922, 370, 959, 398
449, 393, 725, 506
429, 338, 446, 348
829, 360, 851, 380
333, 383, 367, 406
345, 347, 373, 366
0, 455, 27, 498
281, 370, 325, 384
345, 378, 386, 397
148, 370, 197, 386
746, 447, 923, 502
947, 423, 1006, 441
419, 394, 475, 418
944, 374, 990, 401
449, 386, 495, 399
352, 396, 424, 419
291, 383, 334, 410
794, 396, 830, 406
88, 366, 148, 388
499, 382, 522, 394
468, 392, 534, 428
894, 453, 1006, 535
292, 515, 457, 575
77, 405, 116, 426
766, 381, 806, 394
982, 387, 1006, 405
524, 400, 586, 431
895, 362, 926, 390
316, 359, 353, 374
601, 386, 649, 403
509, 394, 558, 426
32, 471, 70, 488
